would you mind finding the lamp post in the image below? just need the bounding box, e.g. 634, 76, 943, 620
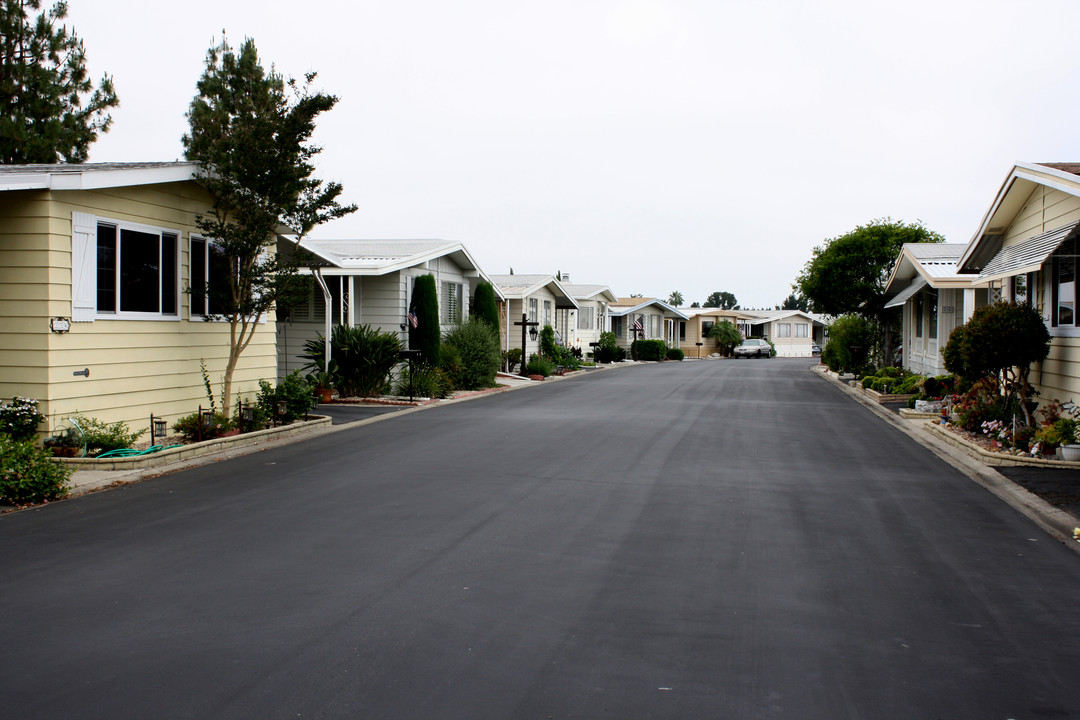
514, 313, 540, 376
150, 413, 167, 445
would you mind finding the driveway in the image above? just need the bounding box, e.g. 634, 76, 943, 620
3, 359, 1080, 719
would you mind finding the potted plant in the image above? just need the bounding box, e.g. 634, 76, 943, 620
306, 371, 334, 403
43, 427, 82, 457
1035, 417, 1080, 460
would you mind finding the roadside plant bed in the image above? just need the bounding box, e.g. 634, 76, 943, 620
862, 388, 919, 405
52, 415, 332, 471
928, 421, 1080, 468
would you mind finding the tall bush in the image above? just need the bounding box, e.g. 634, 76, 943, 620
409, 274, 440, 367
303, 324, 402, 398
822, 314, 875, 374
943, 301, 1050, 426
472, 281, 500, 331
443, 318, 501, 390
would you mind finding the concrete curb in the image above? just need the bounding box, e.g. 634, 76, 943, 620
813, 366, 1080, 552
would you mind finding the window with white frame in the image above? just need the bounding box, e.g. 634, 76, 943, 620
795, 323, 808, 338
1053, 236, 1078, 326
189, 236, 229, 316
442, 281, 463, 324
543, 299, 552, 327
579, 306, 594, 330
776, 323, 791, 338
528, 297, 538, 323
95, 220, 178, 317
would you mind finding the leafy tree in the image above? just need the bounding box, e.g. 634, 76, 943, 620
797, 218, 943, 366
182, 36, 356, 418
704, 291, 738, 309
780, 292, 810, 312
797, 218, 943, 317
409, 274, 440, 366
629, 293, 643, 298
690, 301, 700, 308
943, 301, 1050, 426
707, 320, 743, 356
0, 0, 119, 163
472, 281, 500, 331
667, 290, 684, 306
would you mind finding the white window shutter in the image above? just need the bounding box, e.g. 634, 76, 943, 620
71, 212, 96, 321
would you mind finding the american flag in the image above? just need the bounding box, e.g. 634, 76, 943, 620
632, 316, 643, 333
408, 310, 419, 328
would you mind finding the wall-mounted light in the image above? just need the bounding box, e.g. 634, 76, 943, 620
529, 326, 539, 341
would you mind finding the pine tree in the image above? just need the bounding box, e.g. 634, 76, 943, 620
182, 36, 356, 417
0, 0, 119, 163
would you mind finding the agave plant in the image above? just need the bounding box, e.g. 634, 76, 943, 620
303, 324, 402, 398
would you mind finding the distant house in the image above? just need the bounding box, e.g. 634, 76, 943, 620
956, 162, 1080, 400
883, 243, 984, 376
737, 310, 826, 357
278, 239, 499, 376
489, 274, 578, 359
560, 282, 617, 351
678, 308, 750, 357
0, 162, 277, 433
607, 298, 688, 352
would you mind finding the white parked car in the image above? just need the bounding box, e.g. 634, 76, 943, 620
733, 338, 771, 358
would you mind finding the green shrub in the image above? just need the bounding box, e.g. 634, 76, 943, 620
408, 274, 441, 367
303, 324, 402, 398
822, 314, 874, 374
763, 337, 777, 357
503, 347, 523, 373
256, 371, 317, 425
394, 364, 452, 399
472, 281, 500, 330
593, 331, 624, 364
0, 397, 45, 441
443, 318, 501, 390
525, 353, 556, 377
69, 415, 146, 456
631, 339, 667, 361
0, 435, 72, 505
539, 325, 558, 359
666, 347, 685, 361
173, 411, 233, 443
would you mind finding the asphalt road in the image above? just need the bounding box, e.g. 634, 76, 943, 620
4, 359, 1080, 719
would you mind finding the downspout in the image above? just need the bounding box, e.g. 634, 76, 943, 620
313, 268, 332, 373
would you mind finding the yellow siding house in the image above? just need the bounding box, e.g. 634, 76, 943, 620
0, 162, 277, 437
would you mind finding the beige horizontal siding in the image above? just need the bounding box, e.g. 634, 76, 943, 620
0, 183, 279, 434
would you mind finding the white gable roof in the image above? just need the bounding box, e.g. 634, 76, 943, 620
0, 162, 200, 191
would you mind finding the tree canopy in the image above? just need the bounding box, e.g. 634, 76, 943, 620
181, 36, 356, 416
667, 290, 684, 307
707, 320, 743, 356
0, 0, 119, 163
796, 218, 944, 317
704, 291, 738, 310
780, 292, 810, 312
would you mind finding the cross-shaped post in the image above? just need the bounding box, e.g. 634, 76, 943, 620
513, 312, 539, 376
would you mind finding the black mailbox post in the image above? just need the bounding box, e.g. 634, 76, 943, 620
398, 349, 422, 401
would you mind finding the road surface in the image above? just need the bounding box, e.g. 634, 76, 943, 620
3, 359, 1080, 718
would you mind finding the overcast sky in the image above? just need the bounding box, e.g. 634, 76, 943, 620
67, 0, 1080, 308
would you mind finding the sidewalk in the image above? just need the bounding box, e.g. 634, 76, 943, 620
814, 366, 1080, 552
